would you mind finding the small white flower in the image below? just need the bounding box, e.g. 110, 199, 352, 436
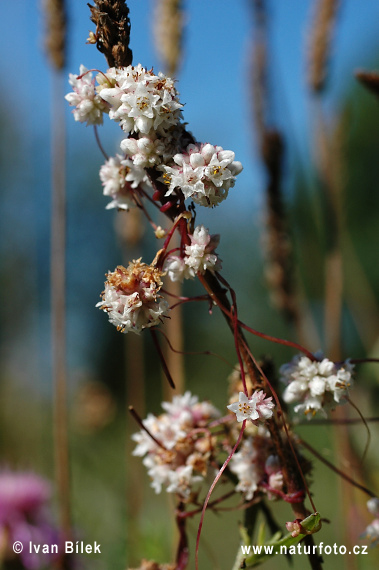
362, 497, 379, 545
227, 391, 274, 423
280, 354, 354, 418
229, 437, 267, 501
65, 65, 108, 126
163, 255, 192, 282
163, 226, 221, 283
99, 154, 148, 210
166, 465, 202, 498
368, 498, 379, 517
120, 135, 166, 168
361, 519, 379, 545
98, 65, 183, 135
184, 225, 221, 275
159, 143, 243, 207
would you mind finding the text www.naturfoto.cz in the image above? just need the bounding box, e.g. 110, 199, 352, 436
241, 543, 368, 556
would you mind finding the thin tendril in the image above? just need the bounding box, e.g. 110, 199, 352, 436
347, 396, 371, 464
152, 328, 235, 369
93, 125, 108, 160
195, 421, 246, 570
299, 437, 376, 498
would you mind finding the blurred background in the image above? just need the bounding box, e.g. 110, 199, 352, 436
1, 0, 379, 568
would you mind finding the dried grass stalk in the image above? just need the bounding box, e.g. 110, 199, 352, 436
44, 0, 67, 70
308, 0, 339, 92
262, 131, 299, 323
89, 0, 133, 68
154, 0, 184, 77
251, 0, 299, 325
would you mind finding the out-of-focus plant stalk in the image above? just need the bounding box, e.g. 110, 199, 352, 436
162, 231, 185, 399
250, 0, 304, 342
308, 2, 363, 562
115, 209, 146, 562
154, 0, 184, 78
44, 0, 71, 540
308, 0, 339, 92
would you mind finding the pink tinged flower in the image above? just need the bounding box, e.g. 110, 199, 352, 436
65, 65, 108, 126
227, 391, 274, 423
0, 472, 59, 570
132, 392, 220, 497
286, 519, 302, 538
253, 390, 275, 419
229, 437, 266, 500
184, 225, 221, 275
99, 154, 145, 210
96, 261, 169, 334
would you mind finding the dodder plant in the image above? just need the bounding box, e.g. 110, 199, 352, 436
65, 2, 379, 568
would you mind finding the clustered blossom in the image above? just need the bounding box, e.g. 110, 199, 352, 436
361, 497, 379, 546
96, 260, 169, 334
230, 431, 283, 501
99, 154, 148, 210
120, 135, 167, 168
280, 354, 354, 418
97, 64, 183, 135
164, 225, 221, 282
227, 391, 275, 423
65, 65, 108, 126
132, 392, 220, 499
0, 471, 59, 569
66, 64, 243, 214
160, 143, 243, 207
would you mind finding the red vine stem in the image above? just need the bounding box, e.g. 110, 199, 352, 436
195, 421, 246, 570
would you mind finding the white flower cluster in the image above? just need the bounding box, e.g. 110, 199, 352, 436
132, 392, 220, 498
164, 225, 221, 282
65, 65, 108, 126
362, 498, 379, 546
227, 391, 275, 423
98, 64, 183, 135
96, 261, 169, 334
230, 432, 283, 501
160, 143, 243, 207
66, 64, 243, 211
99, 154, 148, 210
280, 354, 354, 418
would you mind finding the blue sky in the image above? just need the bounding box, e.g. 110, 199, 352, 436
2, 0, 379, 213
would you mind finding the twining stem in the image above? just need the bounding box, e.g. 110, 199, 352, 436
197, 272, 322, 569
